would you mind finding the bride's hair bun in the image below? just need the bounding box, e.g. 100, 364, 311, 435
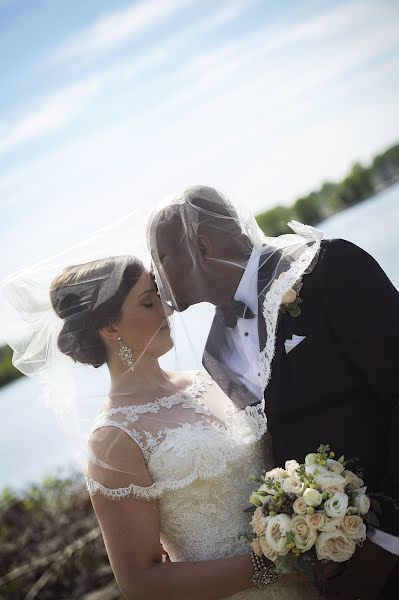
50, 256, 143, 367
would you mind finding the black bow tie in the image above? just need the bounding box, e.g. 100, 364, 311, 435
216, 299, 255, 328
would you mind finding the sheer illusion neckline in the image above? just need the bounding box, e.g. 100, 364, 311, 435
98, 371, 206, 418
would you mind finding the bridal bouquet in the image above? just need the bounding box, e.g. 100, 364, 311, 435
249, 444, 380, 579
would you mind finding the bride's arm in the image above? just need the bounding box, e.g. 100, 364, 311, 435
87, 428, 257, 600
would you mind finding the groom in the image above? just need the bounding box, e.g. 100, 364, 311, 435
149, 185, 399, 599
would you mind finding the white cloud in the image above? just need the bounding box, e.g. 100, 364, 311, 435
50, 0, 195, 66
0, 78, 101, 156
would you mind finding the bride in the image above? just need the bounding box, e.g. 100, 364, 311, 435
47, 253, 318, 600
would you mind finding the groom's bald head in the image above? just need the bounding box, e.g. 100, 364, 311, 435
148, 185, 252, 310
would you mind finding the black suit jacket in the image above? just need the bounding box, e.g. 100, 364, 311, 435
266, 239, 399, 537
203, 238, 399, 537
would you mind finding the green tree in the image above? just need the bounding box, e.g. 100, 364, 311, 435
293, 192, 323, 225
256, 205, 294, 236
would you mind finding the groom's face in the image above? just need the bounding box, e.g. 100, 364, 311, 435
150, 213, 205, 312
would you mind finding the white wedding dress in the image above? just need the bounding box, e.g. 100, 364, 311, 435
87, 371, 319, 600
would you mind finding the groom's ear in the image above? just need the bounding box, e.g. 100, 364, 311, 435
197, 234, 213, 260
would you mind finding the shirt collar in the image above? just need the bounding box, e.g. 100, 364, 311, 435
233, 246, 261, 315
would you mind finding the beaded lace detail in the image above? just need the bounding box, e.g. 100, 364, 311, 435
86, 373, 321, 598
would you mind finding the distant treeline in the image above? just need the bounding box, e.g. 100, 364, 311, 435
0, 345, 23, 388
256, 141, 399, 236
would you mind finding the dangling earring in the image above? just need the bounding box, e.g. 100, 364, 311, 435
117, 336, 135, 371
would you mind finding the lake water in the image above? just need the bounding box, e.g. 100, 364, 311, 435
1, 182, 399, 490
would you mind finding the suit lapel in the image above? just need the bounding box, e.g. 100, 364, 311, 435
203, 308, 259, 409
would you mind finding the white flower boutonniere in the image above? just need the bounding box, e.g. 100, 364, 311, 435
279, 277, 303, 318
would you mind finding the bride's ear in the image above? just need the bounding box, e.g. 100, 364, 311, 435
99, 323, 119, 343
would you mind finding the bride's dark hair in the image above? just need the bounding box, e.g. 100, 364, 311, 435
50, 256, 144, 367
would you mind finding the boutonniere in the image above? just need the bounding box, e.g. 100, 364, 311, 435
279, 277, 303, 318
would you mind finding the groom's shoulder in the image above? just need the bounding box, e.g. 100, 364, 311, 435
319, 238, 373, 268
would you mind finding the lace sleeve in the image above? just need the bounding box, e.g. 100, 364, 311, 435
86, 425, 162, 501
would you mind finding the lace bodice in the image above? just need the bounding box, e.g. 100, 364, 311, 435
86, 372, 319, 600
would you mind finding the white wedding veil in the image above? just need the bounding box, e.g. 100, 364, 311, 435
1, 186, 322, 499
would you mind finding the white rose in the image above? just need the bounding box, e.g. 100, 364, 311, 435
285, 460, 300, 477
306, 464, 329, 477
292, 515, 318, 552
259, 535, 278, 562
353, 494, 370, 516
306, 511, 326, 531
319, 516, 343, 532
259, 483, 278, 496
283, 477, 305, 496
303, 488, 323, 507
265, 467, 288, 480
316, 530, 356, 562
293, 497, 308, 515
315, 471, 346, 492
265, 514, 293, 556
341, 515, 367, 541
324, 493, 349, 519
327, 459, 345, 474
251, 507, 268, 536
343, 470, 364, 490
305, 453, 318, 466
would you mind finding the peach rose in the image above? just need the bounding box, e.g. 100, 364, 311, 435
306, 511, 326, 531
293, 497, 308, 515
324, 483, 345, 495
251, 537, 263, 556
343, 470, 364, 490
327, 459, 345, 474
341, 515, 367, 541
316, 530, 356, 562
251, 507, 268, 536
281, 288, 297, 305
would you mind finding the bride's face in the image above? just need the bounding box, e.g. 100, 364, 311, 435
116, 269, 174, 361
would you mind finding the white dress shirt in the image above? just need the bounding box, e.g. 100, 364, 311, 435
219, 246, 263, 399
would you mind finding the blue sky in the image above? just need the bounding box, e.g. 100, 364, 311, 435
1, 0, 399, 282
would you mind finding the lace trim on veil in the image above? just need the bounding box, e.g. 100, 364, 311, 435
259, 221, 322, 398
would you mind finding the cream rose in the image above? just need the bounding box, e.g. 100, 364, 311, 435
327, 459, 345, 474
283, 477, 305, 495
341, 515, 367, 541
251, 507, 268, 536
316, 530, 356, 562
324, 493, 349, 519
306, 511, 326, 531
265, 514, 293, 556
293, 497, 308, 515
303, 488, 323, 507
343, 470, 364, 490
292, 515, 317, 552
353, 493, 370, 516
259, 535, 278, 562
